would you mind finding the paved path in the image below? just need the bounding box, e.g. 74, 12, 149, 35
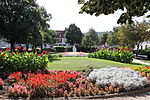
133, 59, 150, 65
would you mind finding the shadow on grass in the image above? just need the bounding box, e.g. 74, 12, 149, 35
131, 62, 146, 66
49, 58, 61, 62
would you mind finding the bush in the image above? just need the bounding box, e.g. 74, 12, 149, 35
47, 53, 62, 61
55, 46, 65, 52
0, 51, 48, 73
89, 67, 148, 91
88, 49, 134, 63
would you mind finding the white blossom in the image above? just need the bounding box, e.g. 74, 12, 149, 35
89, 67, 149, 91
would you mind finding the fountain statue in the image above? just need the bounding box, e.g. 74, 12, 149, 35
73, 44, 77, 52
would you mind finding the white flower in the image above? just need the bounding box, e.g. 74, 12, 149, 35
89, 67, 149, 91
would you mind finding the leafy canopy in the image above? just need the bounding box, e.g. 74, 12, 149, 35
78, 0, 150, 24
65, 24, 83, 45
82, 28, 99, 47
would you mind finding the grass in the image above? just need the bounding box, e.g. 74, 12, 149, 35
141, 60, 150, 63
48, 57, 145, 71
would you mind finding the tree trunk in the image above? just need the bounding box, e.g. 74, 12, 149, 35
25, 44, 29, 51
136, 43, 140, 57
41, 44, 43, 52
10, 42, 15, 52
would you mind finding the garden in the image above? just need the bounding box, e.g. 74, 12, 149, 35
0, 47, 150, 99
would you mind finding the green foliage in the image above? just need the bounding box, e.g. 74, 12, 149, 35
89, 49, 135, 63
82, 28, 99, 47
78, 0, 150, 24
47, 53, 62, 61
41, 29, 56, 45
0, 51, 48, 73
0, 0, 51, 50
55, 46, 65, 52
107, 27, 120, 46
65, 24, 83, 45
54, 46, 96, 53
99, 32, 109, 45
117, 22, 150, 49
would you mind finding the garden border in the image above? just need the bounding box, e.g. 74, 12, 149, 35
68, 86, 150, 99
1, 87, 150, 100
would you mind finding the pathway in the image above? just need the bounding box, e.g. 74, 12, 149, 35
133, 59, 150, 65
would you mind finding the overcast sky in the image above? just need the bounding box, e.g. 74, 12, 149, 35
37, 0, 145, 32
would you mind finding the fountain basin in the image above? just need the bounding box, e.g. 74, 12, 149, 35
59, 52, 89, 57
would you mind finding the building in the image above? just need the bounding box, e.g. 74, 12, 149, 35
135, 41, 150, 50
0, 38, 10, 48
55, 30, 70, 46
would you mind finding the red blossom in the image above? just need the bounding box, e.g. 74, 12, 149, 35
5, 48, 9, 51
23, 48, 27, 51
38, 54, 42, 56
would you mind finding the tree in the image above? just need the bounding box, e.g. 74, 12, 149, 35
99, 32, 109, 45
107, 27, 120, 46
117, 22, 150, 49
0, 0, 51, 51
65, 24, 83, 45
40, 28, 56, 50
78, 0, 150, 24
82, 28, 99, 47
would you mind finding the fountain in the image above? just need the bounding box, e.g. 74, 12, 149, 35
72, 44, 77, 52
59, 44, 88, 57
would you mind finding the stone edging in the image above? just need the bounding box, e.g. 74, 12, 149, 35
1, 87, 150, 100
69, 87, 150, 99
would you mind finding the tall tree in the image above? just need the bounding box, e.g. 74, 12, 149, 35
0, 0, 51, 51
82, 28, 99, 47
78, 0, 150, 24
41, 28, 56, 50
65, 24, 83, 45
107, 27, 120, 46
99, 32, 109, 45
117, 22, 150, 49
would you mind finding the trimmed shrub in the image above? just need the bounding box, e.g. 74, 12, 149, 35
55, 46, 65, 52
88, 49, 134, 63
0, 51, 48, 73
89, 67, 148, 91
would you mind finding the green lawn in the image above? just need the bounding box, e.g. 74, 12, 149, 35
48, 57, 145, 71
141, 60, 150, 63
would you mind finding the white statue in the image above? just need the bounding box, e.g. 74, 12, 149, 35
73, 44, 77, 52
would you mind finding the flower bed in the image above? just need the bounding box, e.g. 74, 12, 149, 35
88, 47, 134, 63
59, 52, 88, 57
0, 68, 150, 98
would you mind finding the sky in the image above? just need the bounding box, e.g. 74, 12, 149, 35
37, 0, 145, 32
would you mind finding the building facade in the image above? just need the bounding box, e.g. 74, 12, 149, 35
55, 30, 70, 46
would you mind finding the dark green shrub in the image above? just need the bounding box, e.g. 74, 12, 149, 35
55, 46, 65, 52
47, 53, 63, 61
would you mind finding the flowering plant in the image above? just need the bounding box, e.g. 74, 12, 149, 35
0, 51, 48, 73
8, 84, 29, 97
88, 49, 134, 63
89, 67, 148, 91
0, 78, 4, 90
8, 71, 80, 97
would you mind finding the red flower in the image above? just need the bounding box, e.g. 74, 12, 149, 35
16, 46, 22, 50
38, 54, 42, 56
23, 48, 27, 51
5, 48, 9, 51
